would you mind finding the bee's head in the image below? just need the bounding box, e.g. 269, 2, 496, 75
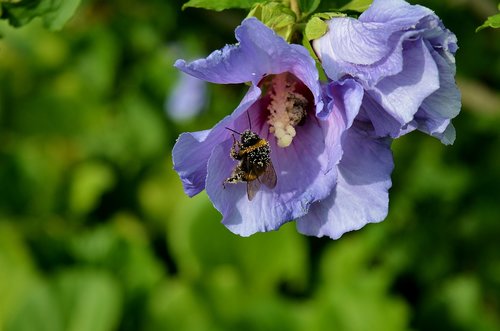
241, 130, 261, 147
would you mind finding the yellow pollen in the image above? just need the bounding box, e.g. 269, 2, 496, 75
267, 74, 308, 148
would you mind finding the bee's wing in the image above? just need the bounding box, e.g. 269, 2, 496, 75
260, 162, 277, 189
247, 177, 261, 201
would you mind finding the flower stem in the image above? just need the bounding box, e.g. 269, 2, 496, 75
290, 0, 300, 19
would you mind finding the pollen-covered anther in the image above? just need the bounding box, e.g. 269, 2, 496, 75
267, 74, 308, 148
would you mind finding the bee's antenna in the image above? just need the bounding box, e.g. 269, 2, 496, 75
246, 111, 252, 131
225, 127, 241, 135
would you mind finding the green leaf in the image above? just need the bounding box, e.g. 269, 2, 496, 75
476, 6, 500, 32
304, 16, 327, 41
5, 280, 64, 331
248, 2, 296, 41
0, 222, 38, 327
301, 33, 319, 62
42, 0, 81, 30
340, 0, 373, 12
56, 270, 122, 331
146, 281, 213, 331
298, 0, 321, 16
303, 12, 345, 41
313, 11, 346, 20
1, 0, 81, 29
69, 161, 115, 216
182, 0, 265, 11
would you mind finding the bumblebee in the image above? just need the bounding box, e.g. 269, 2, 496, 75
224, 128, 277, 201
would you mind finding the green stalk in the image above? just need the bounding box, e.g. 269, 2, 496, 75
290, 0, 301, 19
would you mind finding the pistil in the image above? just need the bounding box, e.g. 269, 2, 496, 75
267, 74, 308, 148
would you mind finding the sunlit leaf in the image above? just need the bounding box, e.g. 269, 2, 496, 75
248, 2, 296, 40
0, 222, 37, 327
41, 0, 81, 30
476, 6, 500, 32
56, 270, 122, 331
5, 280, 64, 331
182, 0, 265, 11
146, 280, 213, 331
304, 16, 327, 40
69, 161, 115, 216
340, 0, 372, 12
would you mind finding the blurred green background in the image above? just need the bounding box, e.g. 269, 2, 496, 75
0, 0, 499, 330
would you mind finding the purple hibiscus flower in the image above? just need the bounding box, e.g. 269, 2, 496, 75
173, 17, 345, 236
173, 17, 395, 239
313, 0, 461, 144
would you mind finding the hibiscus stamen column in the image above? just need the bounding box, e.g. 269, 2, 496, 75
267, 73, 308, 148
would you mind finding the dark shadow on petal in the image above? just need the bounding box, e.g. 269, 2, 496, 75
359, 93, 404, 138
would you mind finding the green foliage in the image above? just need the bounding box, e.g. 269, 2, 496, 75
298, 0, 321, 15
0, 1, 499, 331
182, 0, 266, 11
476, 4, 500, 32
304, 12, 346, 41
304, 16, 327, 40
0, 0, 81, 29
302, 11, 345, 64
248, 2, 296, 40
339, 0, 372, 12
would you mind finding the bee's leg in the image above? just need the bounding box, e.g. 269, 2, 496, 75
224, 166, 244, 188
223, 176, 232, 189
230, 134, 241, 160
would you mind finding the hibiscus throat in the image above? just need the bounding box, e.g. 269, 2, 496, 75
266, 73, 308, 148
